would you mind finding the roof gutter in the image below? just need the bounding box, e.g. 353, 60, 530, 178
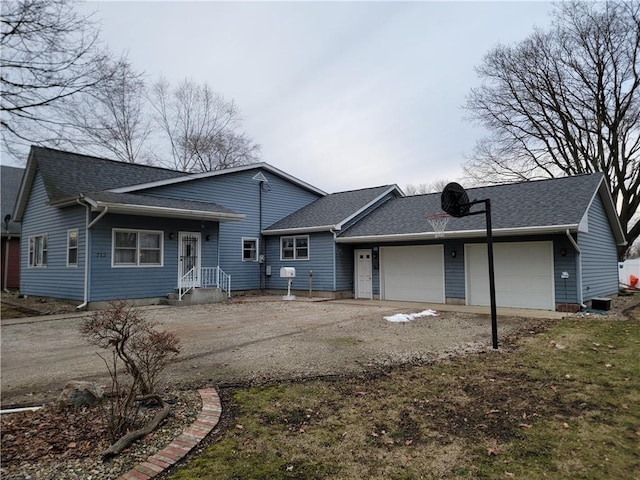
262, 224, 338, 236
88, 200, 245, 222
336, 224, 580, 243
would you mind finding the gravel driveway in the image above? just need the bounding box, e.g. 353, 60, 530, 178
1, 297, 548, 408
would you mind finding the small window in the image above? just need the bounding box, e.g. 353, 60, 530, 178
113, 229, 163, 267
242, 238, 258, 262
29, 234, 47, 267
280, 235, 309, 260
67, 229, 78, 267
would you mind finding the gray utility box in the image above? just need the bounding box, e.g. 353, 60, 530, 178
591, 297, 611, 311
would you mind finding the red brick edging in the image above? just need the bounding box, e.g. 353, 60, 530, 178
116, 388, 221, 480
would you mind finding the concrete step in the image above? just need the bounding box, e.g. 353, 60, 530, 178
163, 287, 228, 306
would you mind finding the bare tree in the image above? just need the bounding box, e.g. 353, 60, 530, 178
464, 1, 640, 251
149, 78, 260, 172
1, 0, 113, 160
404, 179, 451, 195
63, 59, 151, 163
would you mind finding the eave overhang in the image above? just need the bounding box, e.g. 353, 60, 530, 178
336, 224, 581, 243
262, 225, 338, 236
83, 197, 245, 222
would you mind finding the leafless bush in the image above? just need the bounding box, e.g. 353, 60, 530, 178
80, 300, 180, 396
80, 301, 180, 441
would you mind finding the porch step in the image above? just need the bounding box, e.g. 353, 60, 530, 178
163, 287, 228, 306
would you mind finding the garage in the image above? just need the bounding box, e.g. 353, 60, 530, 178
465, 241, 555, 310
380, 245, 445, 302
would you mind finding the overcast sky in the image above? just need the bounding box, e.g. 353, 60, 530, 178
79, 1, 554, 193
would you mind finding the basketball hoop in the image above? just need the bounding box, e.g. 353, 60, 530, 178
426, 213, 450, 238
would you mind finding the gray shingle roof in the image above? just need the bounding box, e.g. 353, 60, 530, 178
265, 185, 398, 232
338, 174, 605, 239
1, 165, 23, 235
13, 147, 243, 221
32, 147, 186, 203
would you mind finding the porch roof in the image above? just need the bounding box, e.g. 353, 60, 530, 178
84, 192, 245, 222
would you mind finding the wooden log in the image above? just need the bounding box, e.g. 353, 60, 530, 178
101, 394, 171, 459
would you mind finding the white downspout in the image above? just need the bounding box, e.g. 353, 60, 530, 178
331, 229, 337, 292
76, 199, 108, 310
566, 229, 586, 308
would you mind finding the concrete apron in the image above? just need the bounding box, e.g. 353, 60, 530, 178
331, 298, 568, 320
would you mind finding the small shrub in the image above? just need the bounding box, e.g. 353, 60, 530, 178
80, 300, 181, 440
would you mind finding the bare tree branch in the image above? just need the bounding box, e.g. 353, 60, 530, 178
149, 77, 261, 172
1, 0, 115, 161
464, 0, 640, 252
61, 58, 151, 162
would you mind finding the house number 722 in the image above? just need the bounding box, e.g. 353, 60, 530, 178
96, 252, 107, 258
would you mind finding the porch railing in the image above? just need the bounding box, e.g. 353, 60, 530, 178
178, 266, 231, 301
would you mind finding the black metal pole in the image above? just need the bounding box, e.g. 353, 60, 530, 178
485, 199, 498, 349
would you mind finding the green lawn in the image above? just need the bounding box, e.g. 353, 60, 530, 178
171, 309, 640, 479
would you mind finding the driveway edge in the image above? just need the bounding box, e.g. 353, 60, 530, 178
115, 388, 221, 480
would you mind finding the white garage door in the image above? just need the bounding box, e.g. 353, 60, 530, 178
380, 245, 444, 303
466, 241, 555, 310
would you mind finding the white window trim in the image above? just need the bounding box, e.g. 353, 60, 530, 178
280, 235, 310, 261
242, 237, 259, 262
67, 229, 79, 267
28, 233, 48, 268
112, 228, 164, 268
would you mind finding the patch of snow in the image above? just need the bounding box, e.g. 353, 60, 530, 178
384, 310, 438, 323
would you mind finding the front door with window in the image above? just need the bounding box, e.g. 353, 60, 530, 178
355, 249, 373, 299
179, 232, 201, 286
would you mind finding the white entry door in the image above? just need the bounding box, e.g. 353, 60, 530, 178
355, 249, 373, 299
179, 232, 201, 287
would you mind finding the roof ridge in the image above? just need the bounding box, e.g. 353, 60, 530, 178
466, 172, 603, 190
329, 185, 397, 195
32, 146, 184, 175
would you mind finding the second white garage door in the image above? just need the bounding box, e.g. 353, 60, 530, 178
380, 245, 445, 302
465, 241, 555, 310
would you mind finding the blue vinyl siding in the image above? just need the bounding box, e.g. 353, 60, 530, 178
553, 235, 579, 305
20, 172, 85, 300
264, 232, 335, 291
578, 195, 619, 301
335, 243, 354, 291
88, 214, 219, 301
444, 240, 465, 300
142, 169, 321, 291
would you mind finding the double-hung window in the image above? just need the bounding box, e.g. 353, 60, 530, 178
113, 229, 163, 267
280, 235, 309, 260
28, 234, 47, 267
67, 229, 78, 267
242, 238, 258, 261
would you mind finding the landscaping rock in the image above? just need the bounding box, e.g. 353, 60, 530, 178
57, 381, 104, 408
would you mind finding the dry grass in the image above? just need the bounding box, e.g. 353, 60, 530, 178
170, 304, 639, 479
